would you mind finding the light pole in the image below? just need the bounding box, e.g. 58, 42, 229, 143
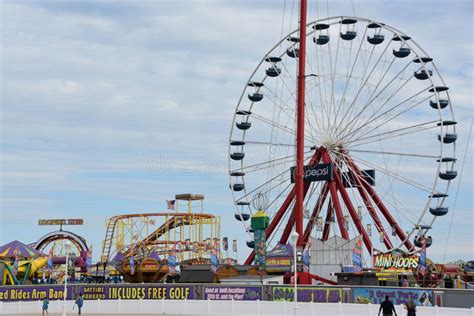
63, 241, 71, 316
290, 230, 299, 316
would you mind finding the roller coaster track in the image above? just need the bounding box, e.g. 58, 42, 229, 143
101, 213, 215, 263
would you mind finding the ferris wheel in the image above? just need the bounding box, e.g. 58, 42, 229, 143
228, 16, 457, 264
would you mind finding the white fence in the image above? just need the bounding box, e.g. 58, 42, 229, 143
0, 299, 473, 315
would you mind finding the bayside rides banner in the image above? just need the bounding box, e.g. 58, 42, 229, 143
353, 288, 434, 306
204, 286, 262, 300
0, 284, 195, 302
273, 287, 342, 303
0, 285, 65, 301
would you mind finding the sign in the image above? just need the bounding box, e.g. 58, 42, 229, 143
204, 286, 262, 300
342, 169, 375, 187
266, 244, 292, 272
290, 163, 333, 183
38, 219, 84, 226
0, 285, 195, 302
373, 250, 419, 272
353, 288, 433, 306
273, 287, 342, 303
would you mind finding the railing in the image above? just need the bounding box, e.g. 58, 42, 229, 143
1, 300, 473, 315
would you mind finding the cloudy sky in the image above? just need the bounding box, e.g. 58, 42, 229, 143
1, 0, 472, 264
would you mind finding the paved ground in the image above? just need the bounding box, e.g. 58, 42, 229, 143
2, 314, 199, 316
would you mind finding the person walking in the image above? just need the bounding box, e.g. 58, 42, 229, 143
404, 299, 417, 316
42, 298, 49, 316
378, 295, 397, 316
75, 293, 84, 315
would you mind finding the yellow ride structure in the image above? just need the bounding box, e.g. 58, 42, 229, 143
100, 194, 221, 282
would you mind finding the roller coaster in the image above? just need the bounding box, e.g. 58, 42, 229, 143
100, 194, 221, 282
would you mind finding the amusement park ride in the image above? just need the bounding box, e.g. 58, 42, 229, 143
100, 194, 221, 283
228, 0, 457, 283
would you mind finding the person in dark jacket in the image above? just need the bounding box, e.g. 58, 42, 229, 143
404, 299, 417, 316
379, 295, 397, 316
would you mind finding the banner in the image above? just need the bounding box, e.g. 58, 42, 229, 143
352, 238, 362, 272
210, 248, 218, 274
316, 216, 323, 231
302, 242, 311, 273
129, 257, 135, 275
254, 229, 266, 269
353, 288, 433, 306
273, 287, 341, 303
222, 237, 228, 251
0, 285, 195, 302
204, 286, 262, 300
420, 238, 427, 275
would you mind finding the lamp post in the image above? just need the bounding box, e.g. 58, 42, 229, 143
63, 241, 71, 316
290, 230, 299, 316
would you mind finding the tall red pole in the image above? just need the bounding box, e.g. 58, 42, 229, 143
295, 0, 307, 246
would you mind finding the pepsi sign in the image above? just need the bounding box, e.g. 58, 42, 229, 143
290, 163, 333, 183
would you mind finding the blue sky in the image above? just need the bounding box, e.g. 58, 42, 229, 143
0, 0, 472, 264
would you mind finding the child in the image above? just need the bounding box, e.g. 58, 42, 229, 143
42, 298, 49, 316
75, 293, 84, 315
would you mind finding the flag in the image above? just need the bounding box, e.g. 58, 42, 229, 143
232, 240, 237, 252
344, 215, 350, 230
86, 245, 92, 273
214, 238, 220, 252
367, 224, 372, 236
222, 237, 228, 251
419, 238, 427, 275
316, 217, 323, 231
47, 247, 54, 271
210, 249, 218, 274
302, 241, 311, 272
166, 200, 175, 210
129, 256, 135, 275
12, 249, 19, 276
352, 238, 362, 272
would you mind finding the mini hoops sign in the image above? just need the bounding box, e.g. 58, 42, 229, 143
290, 163, 333, 183
373, 250, 419, 272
